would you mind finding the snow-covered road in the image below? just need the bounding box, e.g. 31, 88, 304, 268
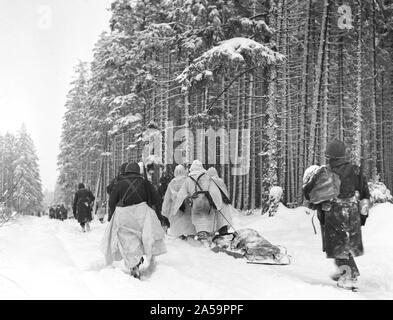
1, 204, 392, 300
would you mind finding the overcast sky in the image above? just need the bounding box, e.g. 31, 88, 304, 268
0, 0, 112, 191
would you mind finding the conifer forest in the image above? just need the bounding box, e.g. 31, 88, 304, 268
0, 126, 43, 218
3, 0, 393, 301
56, 0, 393, 210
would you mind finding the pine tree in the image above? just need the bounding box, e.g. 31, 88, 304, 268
55, 0, 393, 209
57, 61, 90, 205
12, 125, 43, 215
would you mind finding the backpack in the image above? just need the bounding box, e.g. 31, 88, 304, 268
307, 166, 341, 204
331, 163, 360, 199
189, 173, 217, 210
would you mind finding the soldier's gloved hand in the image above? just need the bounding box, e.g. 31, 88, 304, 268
160, 215, 170, 229
359, 199, 370, 226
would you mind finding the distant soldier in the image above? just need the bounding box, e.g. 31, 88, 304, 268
60, 204, 68, 221
73, 183, 95, 232
55, 205, 61, 220
146, 163, 154, 182
49, 206, 55, 219
303, 140, 370, 291
157, 171, 171, 200
161, 165, 193, 238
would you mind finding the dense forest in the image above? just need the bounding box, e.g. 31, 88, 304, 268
57, 0, 393, 210
0, 125, 44, 218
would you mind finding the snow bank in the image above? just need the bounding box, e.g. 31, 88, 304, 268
368, 181, 393, 205
364, 203, 393, 246
1, 203, 393, 299
233, 203, 393, 299
269, 186, 283, 201
360, 203, 393, 294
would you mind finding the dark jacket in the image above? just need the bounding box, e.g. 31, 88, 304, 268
106, 174, 126, 195
157, 183, 168, 199
329, 160, 370, 200
108, 172, 162, 221
55, 207, 61, 219
306, 160, 370, 259
157, 173, 172, 199
73, 188, 95, 224
60, 205, 68, 219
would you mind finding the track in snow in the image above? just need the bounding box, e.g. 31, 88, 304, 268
0, 204, 392, 299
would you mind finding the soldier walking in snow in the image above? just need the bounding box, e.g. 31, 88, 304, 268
102, 163, 167, 279
303, 140, 370, 291
49, 206, 55, 219
60, 204, 68, 221
161, 164, 195, 238
172, 160, 225, 241
55, 205, 61, 220
72, 183, 95, 232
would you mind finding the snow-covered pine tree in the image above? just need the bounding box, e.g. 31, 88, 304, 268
56, 0, 393, 209
57, 61, 91, 205
351, 0, 363, 166
0, 133, 19, 209
13, 125, 43, 215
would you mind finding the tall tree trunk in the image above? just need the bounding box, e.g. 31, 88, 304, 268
298, 0, 312, 203
250, 73, 256, 210
353, 0, 363, 165
320, 16, 330, 163
370, 0, 378, 180
338, 34, 344, 141
266, 0, 279, 190
236, 75, 245, 209
380, 70, 385, 182
231, 80, 241, 207
308, 0, 329, 166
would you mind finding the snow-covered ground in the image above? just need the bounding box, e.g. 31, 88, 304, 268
0, 203, 392, 300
